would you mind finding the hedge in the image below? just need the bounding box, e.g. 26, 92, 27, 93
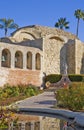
68, 74, 84, 82
45, 74, 62, 83
45, 74, 84, 83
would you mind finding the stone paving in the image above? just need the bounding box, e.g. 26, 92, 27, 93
17, 89, 56, 109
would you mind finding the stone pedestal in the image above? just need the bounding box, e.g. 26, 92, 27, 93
61, 74, 71, 84
50, 75, 71, 88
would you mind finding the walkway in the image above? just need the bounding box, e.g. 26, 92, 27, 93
17, 89, 56, 109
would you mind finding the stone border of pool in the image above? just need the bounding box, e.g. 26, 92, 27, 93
19, 108, 84, 128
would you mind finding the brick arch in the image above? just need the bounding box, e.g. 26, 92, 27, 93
15, 51, 23, 69
1, 48, 11, 68
27, 51, 32, 69
11, 30, 37, 42
22, 32, 37, 40
45, 34, 66, 42
49, 36, 64, 42
35, 53, 41, 70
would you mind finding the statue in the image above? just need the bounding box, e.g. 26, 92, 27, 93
64, 63, 68, 75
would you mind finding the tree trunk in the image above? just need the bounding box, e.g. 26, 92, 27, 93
76, 18, 80, 37
5, 28, 7, 37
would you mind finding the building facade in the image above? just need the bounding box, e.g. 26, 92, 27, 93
0, 25, 84, 86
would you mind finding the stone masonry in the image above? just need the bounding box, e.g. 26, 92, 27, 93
0, 25, 84, 86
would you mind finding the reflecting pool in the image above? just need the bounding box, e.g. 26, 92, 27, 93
8, 114, 82, 130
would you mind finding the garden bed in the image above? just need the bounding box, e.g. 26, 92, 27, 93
0, 84, 43, 106
55, 82, 84, 111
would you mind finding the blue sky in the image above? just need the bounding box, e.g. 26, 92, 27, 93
0, 0, 84, 41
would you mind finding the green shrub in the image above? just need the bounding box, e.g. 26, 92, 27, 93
3, 85, 20, 97
45, 74, 62, 83
29, 85, 39, 93
0, 84, 40, 104
3, 85, 13, 98
11, 86, 20, 97
68, 74, 84, 82
25, 88, 35, 96
0, 88, 3, 99
17, 84, 27, 93
24, 85, 39, 97
56, 82, 84, 111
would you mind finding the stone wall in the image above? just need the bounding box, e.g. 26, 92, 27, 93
0, 68, 41, 87
43, 36, 66, 75
0, 25, 84, 87
0, 42, 42, 87
0, 42, 43, 70
11, 25, 77, 42
75, 39, 84, 74
66, 39, 84, 74
43, 36, 81, 75
17, 38, 43, 50
67, 40, 75, 74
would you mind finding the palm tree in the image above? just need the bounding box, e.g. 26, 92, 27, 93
74, 9, 84, 37
55, 17, 69, 30
0, 18, 19, 37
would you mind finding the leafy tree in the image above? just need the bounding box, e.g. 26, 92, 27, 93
0, 18, 19, 37
74, 9, 84, 37
55, 17, 69, 30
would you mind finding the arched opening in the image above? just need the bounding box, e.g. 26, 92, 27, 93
1, 49, 11, 68
36, 53, 41, 70
27, 52, 32, 69
15, 51, 23, 69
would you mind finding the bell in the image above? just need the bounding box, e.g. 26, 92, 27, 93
2, 56, 5, 62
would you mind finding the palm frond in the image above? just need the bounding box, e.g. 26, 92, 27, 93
0, 24, 4, 29
55, 17, 69, 30
9, 23, 19, 29
0, 18, 19, 36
